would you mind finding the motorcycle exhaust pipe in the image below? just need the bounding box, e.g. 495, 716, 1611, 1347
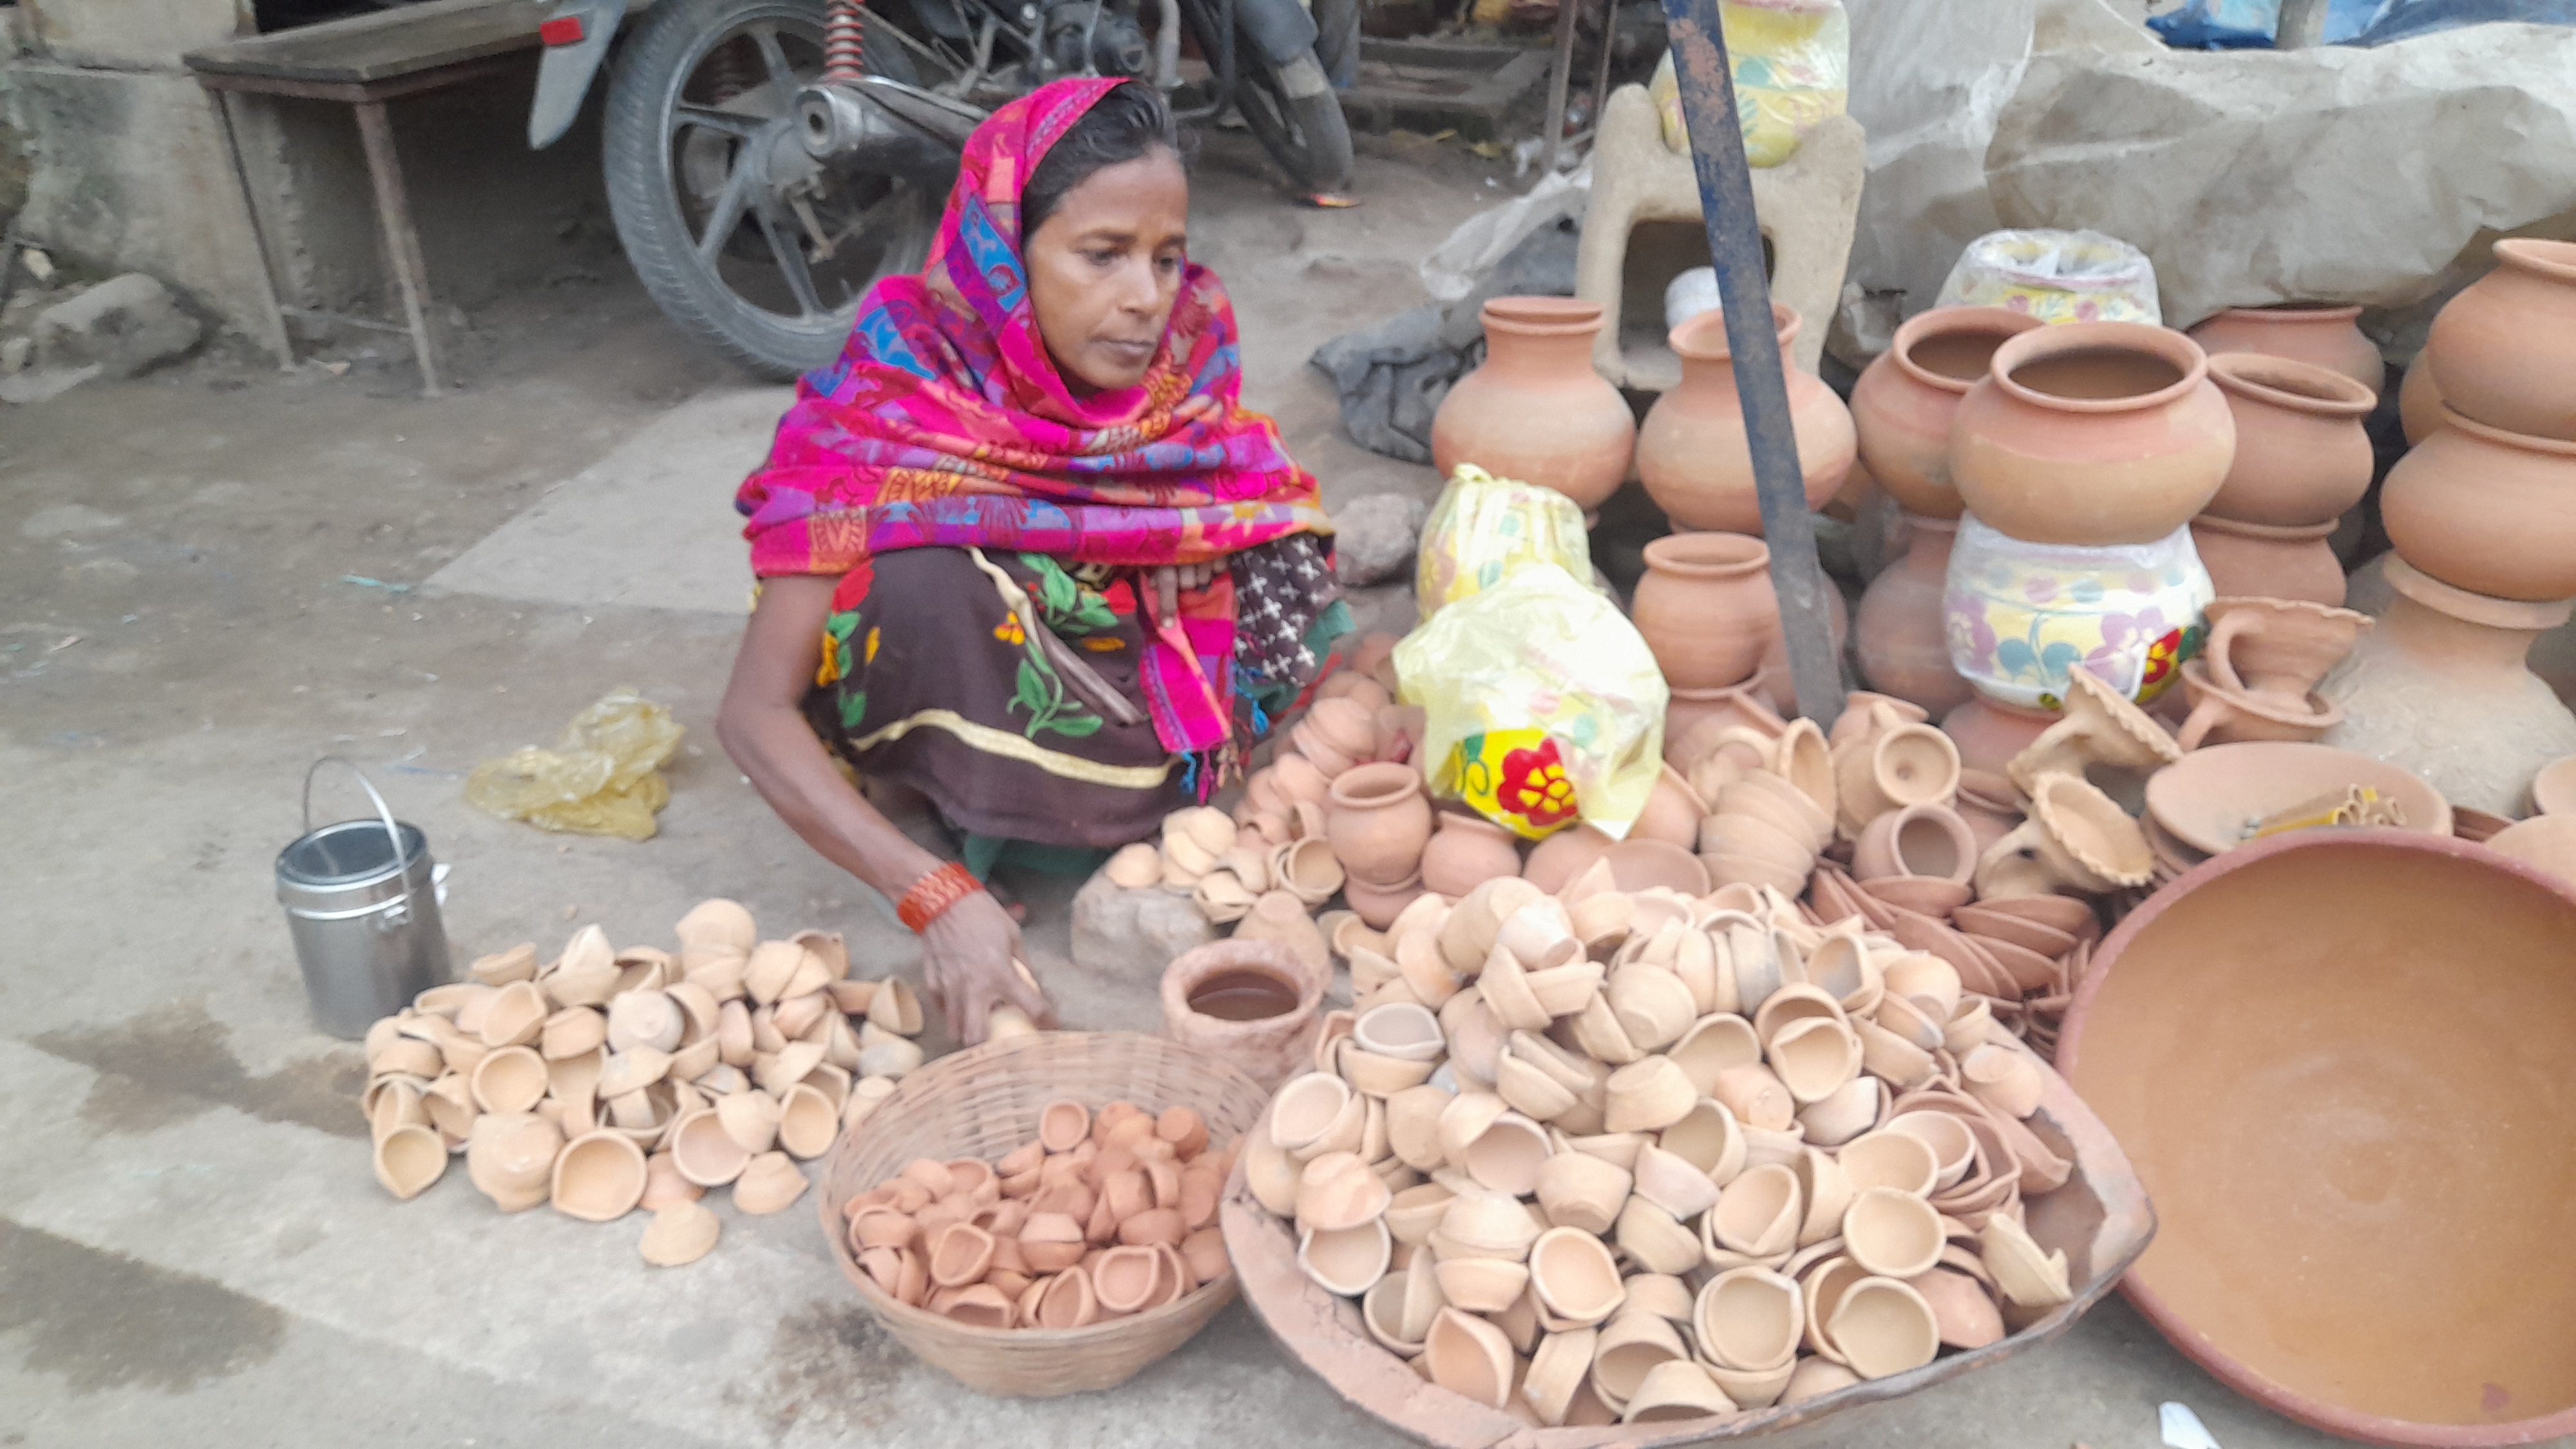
797, 82, 883, 161
797, 75, 989, 162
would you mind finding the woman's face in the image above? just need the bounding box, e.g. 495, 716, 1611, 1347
1024, 147, 1189, 393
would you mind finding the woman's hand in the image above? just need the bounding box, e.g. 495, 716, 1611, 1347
1149, 561, 1220, 620
918, 890, 1057, 1046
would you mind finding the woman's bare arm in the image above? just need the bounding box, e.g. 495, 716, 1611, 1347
714, 574, 1052, 1044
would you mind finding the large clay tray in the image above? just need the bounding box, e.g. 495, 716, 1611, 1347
1220, 1060, 2156, 1445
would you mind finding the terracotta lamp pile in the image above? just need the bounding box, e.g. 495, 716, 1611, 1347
1239, 854, 2092, 1429
2320, 240, 2576, 815
360, 900, 942, 1265
1932, 320, 2230, 773
836, 1100, 1236, 1329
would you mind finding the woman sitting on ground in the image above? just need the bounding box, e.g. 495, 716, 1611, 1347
719, 79, 1343, 1046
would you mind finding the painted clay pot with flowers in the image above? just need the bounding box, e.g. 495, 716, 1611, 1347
1944, 515, 2211, 714
1432, 298, 1638, 513
2187, 304, 2385, 400
2422, 238, 2576, 440
2201, 353, 2376, 527
1636, 304, 1856, 535
1849, 306, 2043, 520
1950, 322, 2235, 547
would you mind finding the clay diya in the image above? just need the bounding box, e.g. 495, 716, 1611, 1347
1975, 773, 2153, 897
2173, 659, 2342, 750
2005, 664, 2181, 795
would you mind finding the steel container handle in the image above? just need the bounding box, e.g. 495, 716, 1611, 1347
302, 755, 414, 927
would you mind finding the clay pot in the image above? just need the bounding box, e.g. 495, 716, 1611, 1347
1850, 305, 2045, 519
1160, 940, 1327, 1093
2190, 515, 2345, 607
2423, 238, 2576, 440
1827, 1276, 1942, 1379
1421, 1306, 1515, 1408
1636, 304, 1857, 535
1419, 812, 1522, 898
2483, 814, 2576, 892
1856, 516, 1974, 715
1694, 1265, 1803, 1370
1431, 297, 1638, 513
1852, 803, 1978, 884
2202, 352, 2377, 527
2382, 409, 2576, 601
2174, 660, 2340, 750
1952, 321, 2235, 546
2399, 359, 2444, 444
1343, 873, 1425, 931
1946, 516, 2215, 711
1630, 533, 1778, 690
1325, 763, 1434, 887
2204, 598, 2371, 704
551, 1130, 648, 1222
1941, 701, 2056, 779
2188, 303, 2385, 400
1522, 824, 1614, 895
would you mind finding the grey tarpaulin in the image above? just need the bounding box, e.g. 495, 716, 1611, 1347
1307, 216, 1582, 464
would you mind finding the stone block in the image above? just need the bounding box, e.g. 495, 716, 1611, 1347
1069, 873, 1217, 981
1332, 491, 1429, 587
35, 272, 202, 377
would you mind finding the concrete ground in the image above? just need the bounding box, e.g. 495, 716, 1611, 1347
0, 129, 2476, 1449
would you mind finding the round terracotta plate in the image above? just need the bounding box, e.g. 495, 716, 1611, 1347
2143, 741, 2451, 857
2060, 831, 2576, 1445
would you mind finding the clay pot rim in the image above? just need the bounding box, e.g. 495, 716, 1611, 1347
1988, 321, 2207, 415
2207, 351, 2375, 417
2193, 513, 2335, 542
2383, 556, 2576, 632
1481, 296, 1606, 337
2433, 402, 2576, 459
2494, 237, 2576, 285
1668, 301, 1800, 365
1641, 531, 1769, 579
1327, 762, 1425, 810
2058, 826, 2576, 1448
2204, 302, 2365, 325
1889, 305, 2044, 397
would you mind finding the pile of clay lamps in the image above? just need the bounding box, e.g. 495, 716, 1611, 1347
839, 1101, 1237, 1327
1242, 867, 2081, 1427
360, 898, 940, 1266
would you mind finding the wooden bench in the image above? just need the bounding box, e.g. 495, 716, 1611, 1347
185, 0, 553, 395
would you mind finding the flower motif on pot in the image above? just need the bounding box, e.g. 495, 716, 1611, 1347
1943, 516, 2212, 712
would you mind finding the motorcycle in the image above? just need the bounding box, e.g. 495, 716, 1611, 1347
526, 0, 1356, 377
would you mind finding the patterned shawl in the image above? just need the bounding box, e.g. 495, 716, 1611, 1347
736, 79, 1332, 763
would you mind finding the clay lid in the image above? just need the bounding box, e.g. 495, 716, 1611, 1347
2145, 741, 2451, 857
2058, 830, 2576, 1444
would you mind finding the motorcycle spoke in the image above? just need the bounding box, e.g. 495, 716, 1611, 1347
754, 200, 827, 319
671, 102, 767, 140
694, 155, 761, 263
748, 23, 800, 90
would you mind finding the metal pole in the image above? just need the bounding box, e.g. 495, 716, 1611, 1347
1535, 0, 1579, 182
1656, 0, 1841, 724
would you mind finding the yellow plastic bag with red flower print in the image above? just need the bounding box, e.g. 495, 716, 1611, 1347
1393, 564, 1669, 840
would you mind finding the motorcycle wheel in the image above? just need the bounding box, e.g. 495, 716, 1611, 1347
1184, 3, 1354, 195
603, 0, 939, 379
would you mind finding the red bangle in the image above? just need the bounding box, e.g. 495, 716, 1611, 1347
898, 862, 983, 932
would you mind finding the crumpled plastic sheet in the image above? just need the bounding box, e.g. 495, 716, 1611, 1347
464, 688, 683, 840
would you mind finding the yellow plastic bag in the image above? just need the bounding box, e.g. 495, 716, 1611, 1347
1395, 564, 1669, 839
464, 688, 684, 840
1936, 229, 2164, 327
1649, 0, 1849, 167
1415, 464, 1595, 622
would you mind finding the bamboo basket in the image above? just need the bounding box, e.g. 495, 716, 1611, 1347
819, 1030, 1273, 1397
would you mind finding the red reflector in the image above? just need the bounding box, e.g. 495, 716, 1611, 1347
539, 15, 586, 44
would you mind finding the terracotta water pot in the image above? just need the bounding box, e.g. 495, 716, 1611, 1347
2187, 303, 2385, 399
1850, 305, 2045, 519
1951, 321, 2234, 546
1629, 532, 1777, 689
2399, 361, 2444, 444
1159, 939, 1327, 1092
1419, 811, 1521, 897
2423, 238, 2576, 440
1856, 515, 1973, 715
2190, 515, 2345, 607
1940, 699, 2056, 778
2380, 408, 2576, 601
1325, 762, 1434, 887
1636, 303, 1857, 535
2058, 830, 2576, 1444
2201, 352, 2378, 526
1431, 297, 1638, 513
2202, 598, 2371, 704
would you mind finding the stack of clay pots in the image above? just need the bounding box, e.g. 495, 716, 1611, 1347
1242, 866, 2084, 1428
2322, 239, 2576, 814
1912, 317, 2231, 773
360, 900, 936, 1266
837, 1101, 1235, 1329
